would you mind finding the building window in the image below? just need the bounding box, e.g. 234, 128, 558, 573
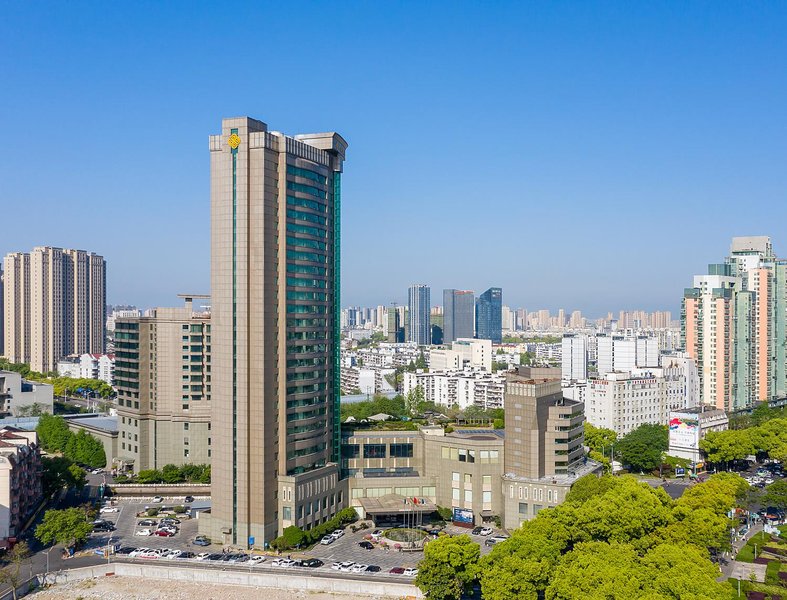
342, 444, 360, 459
464, 473, 472, 484
282, 506, 292, 520
464, 490, 472, 503
389, 443, 413, 458
547, 490, 553, 502
533, 504, 543, 515
452, 488, 460, 501
483, 491, 492, 504
518, 502, 528, 515
452, 472, 460, 483
363, 444, 386, 459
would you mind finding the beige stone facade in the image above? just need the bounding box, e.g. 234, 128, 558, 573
3, 247, 105, 373
114, 296, 211, 473
206, 117, 347, 546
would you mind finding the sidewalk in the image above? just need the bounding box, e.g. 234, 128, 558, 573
719, 522, 763, 581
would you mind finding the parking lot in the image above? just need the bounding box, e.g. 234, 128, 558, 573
90, 497, 508, 580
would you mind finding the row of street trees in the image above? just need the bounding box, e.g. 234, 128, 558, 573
36, 414, 106, 468
415, 473, 746, 599
0, 359, 115, 398
700, 416, 787, 465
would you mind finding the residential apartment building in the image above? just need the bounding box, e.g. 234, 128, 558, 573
430, 338, 492, 372
113, 295, 211, 473
56, 353, 115, 385
682, 236, 787, 411
408, 285, 431, 346
205, 117, 347, 546
443, 290, 475, 343
403, 369, 505, 410
0, 427, 42, 542
3, 247, 106, 373
475, 287, 502, 343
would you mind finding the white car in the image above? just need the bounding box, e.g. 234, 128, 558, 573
138, 550, 161, 559
129, 547, 150, 557
248, 555, 266, 566
195, 552, 211, 561
331, 529, 345, 539
152, 496, 164, 503
331, 562, 342, 571
479, 527, 493, 536
99, 506, 119, 514
351, 563, 369, 573
338, 561, 355, 572
320, 535, 334, 545
404, 568, 418, 577
275, 558, 296, 567
162, 550, 181, 559
135, 529, 153, 536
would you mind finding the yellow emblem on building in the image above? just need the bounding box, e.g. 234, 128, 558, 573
228, 133, 241, 149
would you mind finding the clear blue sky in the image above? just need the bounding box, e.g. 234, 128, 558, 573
2, 2, 786, 317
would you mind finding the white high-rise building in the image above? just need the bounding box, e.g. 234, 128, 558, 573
561, 334, 587, 381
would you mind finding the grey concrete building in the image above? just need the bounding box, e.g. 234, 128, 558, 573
205, 117, 347, 547
114, 295, 211, 473
0, 371, 53, 416
501, 372, 599, 530
443, 289, 475, 344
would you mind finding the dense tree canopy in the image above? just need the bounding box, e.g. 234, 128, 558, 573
761, 479, 787, 509
583, 422, 617, 454
36, 414, 106, 467
700, 417, 787, 464
418, 474, 744, 600
35, 508, 93, 547
414, 534, 479, 600
615, 424, 668, 473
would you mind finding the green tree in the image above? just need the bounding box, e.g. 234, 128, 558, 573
565, 474, 618, 505
415, 534, 479, 600
136, 469, 164, 484
405, 386, 425, 415
0, 540, 30, 600
36, 413, 73, 452
761, 479, 787, 509
639, 543, 734, 599
161, 464, 185, 483
479, 530, 562, 600
616, 423, 668, 472
699, 429, 755, 465
67, 463, 87, 490
583, 423, 617, 455
282, 525, 306, 548
35, 508, 93, 548
677, 472, 748, 515
654, 505, 731, 552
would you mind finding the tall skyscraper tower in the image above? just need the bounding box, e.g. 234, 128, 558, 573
207, 117, 347, 546
408, 284, 431, 345
3, 247, 105, 373
443, 289, 475, 343
476, 287, 502, 343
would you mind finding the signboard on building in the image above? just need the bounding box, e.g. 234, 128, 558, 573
452, 507, 474, 526
669, 415, 700, 449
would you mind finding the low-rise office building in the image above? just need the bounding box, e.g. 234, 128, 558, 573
668, 407, 729, 464
0, 371, 53, 417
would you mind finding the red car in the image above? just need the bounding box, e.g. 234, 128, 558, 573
389, 567, 405, 574
153, 529, 175, 537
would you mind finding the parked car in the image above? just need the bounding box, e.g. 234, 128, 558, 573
389, 567, 405, 574
359, 541, 374, 550
371, 529, 383, 539
320, 535, 334, 545
99, 506, 119, 514
275, 558, 297, 567
365, 565, 381, 572
160, 517, 181, 525
404, 568, 419, 577
115, 547, 136, 555
152, 496, 164, 503
93, 523, 115, 532
129, 548, 150, 557
193, 537, 211, 547
331, 529, 345, 539
248, 555, 266, 566
351, 563, 369, 573
177, 552, 195, 559
471, 526, 484, 535
138, 519, 158, 527
205, 553, 223, 561
339, 562, 355, 572
331, 562, 343, 570
299, 558, 323, 568
154, 529, 175, 537
184, 495, 195, 503
195, 552, 211, 561
485, 535, 510, 547
479, 527, 493, 536
162, 550, 182, 559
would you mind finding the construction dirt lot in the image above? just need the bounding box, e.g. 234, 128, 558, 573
29, 577, 400, 600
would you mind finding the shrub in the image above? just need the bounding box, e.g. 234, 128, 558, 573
173, 505, 186, 514
146, 508, 159, 517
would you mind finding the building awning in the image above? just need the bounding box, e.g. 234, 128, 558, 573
358, 494, 437, 515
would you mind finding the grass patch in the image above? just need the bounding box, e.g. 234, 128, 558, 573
736, 532, 775, 563
764, 561, 781, 583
